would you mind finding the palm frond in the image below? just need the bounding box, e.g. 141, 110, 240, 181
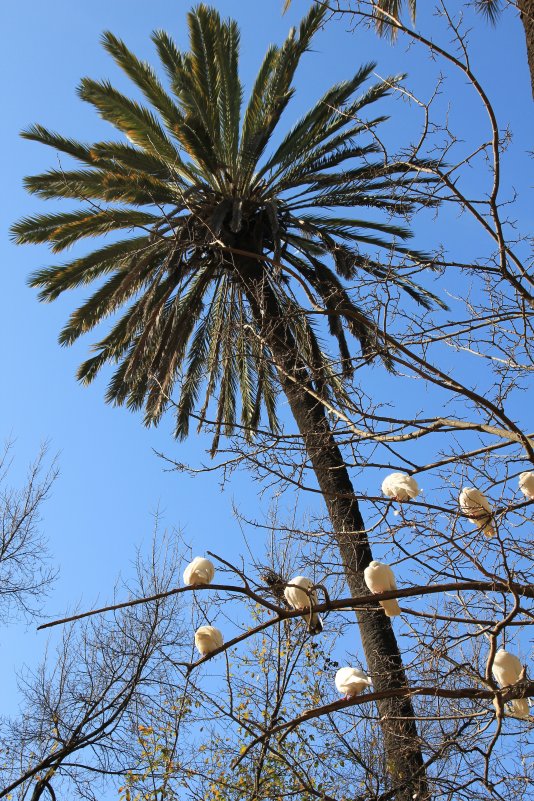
78, 78, 183, 167
101, 31, 185, 132
175, 277, 224, 438
12, 208, 160, 253
77, 270, 177, 385
474, 0, 502, 24
151, 29, 183, 86
29, 236, 157, 301
88, 140, 185, 180
374, 1, 417, 39
258, 63, 378, 180
20, 124, 94, 163
187, 5, 222, 141
216, 17, 242, 171
24, 167, 175, 205
145, 263, 216, 424
59, 252, 162, 345
237, 4, 326, 189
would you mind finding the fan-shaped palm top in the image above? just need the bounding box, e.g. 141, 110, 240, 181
13, 3, 442, 451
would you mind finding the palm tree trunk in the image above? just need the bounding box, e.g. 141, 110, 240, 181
236, 251, 429, 800
519, 0, 534, 98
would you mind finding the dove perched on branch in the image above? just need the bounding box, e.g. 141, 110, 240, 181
492, 648, 530, 719
381, 472, 420, 502
363, 561, 401, 617
194, 625, 223, 656
459, 487, 494, 538
335, 667, 372, 699
284, 575, 323, 635
183, 556, 215, 586
518, 471, 534, 501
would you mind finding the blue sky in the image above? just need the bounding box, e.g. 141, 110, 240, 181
1, 0, 532, 735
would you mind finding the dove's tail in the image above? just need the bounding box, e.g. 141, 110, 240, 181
510, 698, 530, 719
381, 599, 401, 617
483, 522, 495, 538
308, 613, 323, 636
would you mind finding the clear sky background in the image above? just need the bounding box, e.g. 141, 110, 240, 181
1, 0, 532, 729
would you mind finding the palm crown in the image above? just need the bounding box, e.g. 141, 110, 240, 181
13, 3, 441, 451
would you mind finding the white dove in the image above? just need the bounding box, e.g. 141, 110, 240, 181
459, 487, 494, 538
381, 472, 420, 502
194, 625, 223, 656
363, 561, 401, 617
183, 556, 215, 586
518, 471, 534, 501
335, 667, 372, 699
492, 648, 530, 719
284, 575, 323, 635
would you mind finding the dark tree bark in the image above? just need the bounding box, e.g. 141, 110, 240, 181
519, 0, 534, 97
234, 240, 429, 801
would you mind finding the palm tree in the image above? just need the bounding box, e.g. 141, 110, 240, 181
13, 5, 442, 798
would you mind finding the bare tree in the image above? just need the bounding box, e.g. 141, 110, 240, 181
0, 442, 57, 622
19, 531, 530, 801
0, 531, 188, 801
284, 0, 534, 98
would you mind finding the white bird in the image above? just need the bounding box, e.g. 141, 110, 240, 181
363, 561, 401, 617
459, 487, 494, 538
381, 472, 420, 502
492, 648, 530, 719
335, 667, 372, 699
284, 575, 323, 635
518, 471, 534, 501
194, 625, 223, 656
183, 556, 215, 586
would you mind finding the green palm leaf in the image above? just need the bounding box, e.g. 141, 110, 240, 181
14, 3, 443, 448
